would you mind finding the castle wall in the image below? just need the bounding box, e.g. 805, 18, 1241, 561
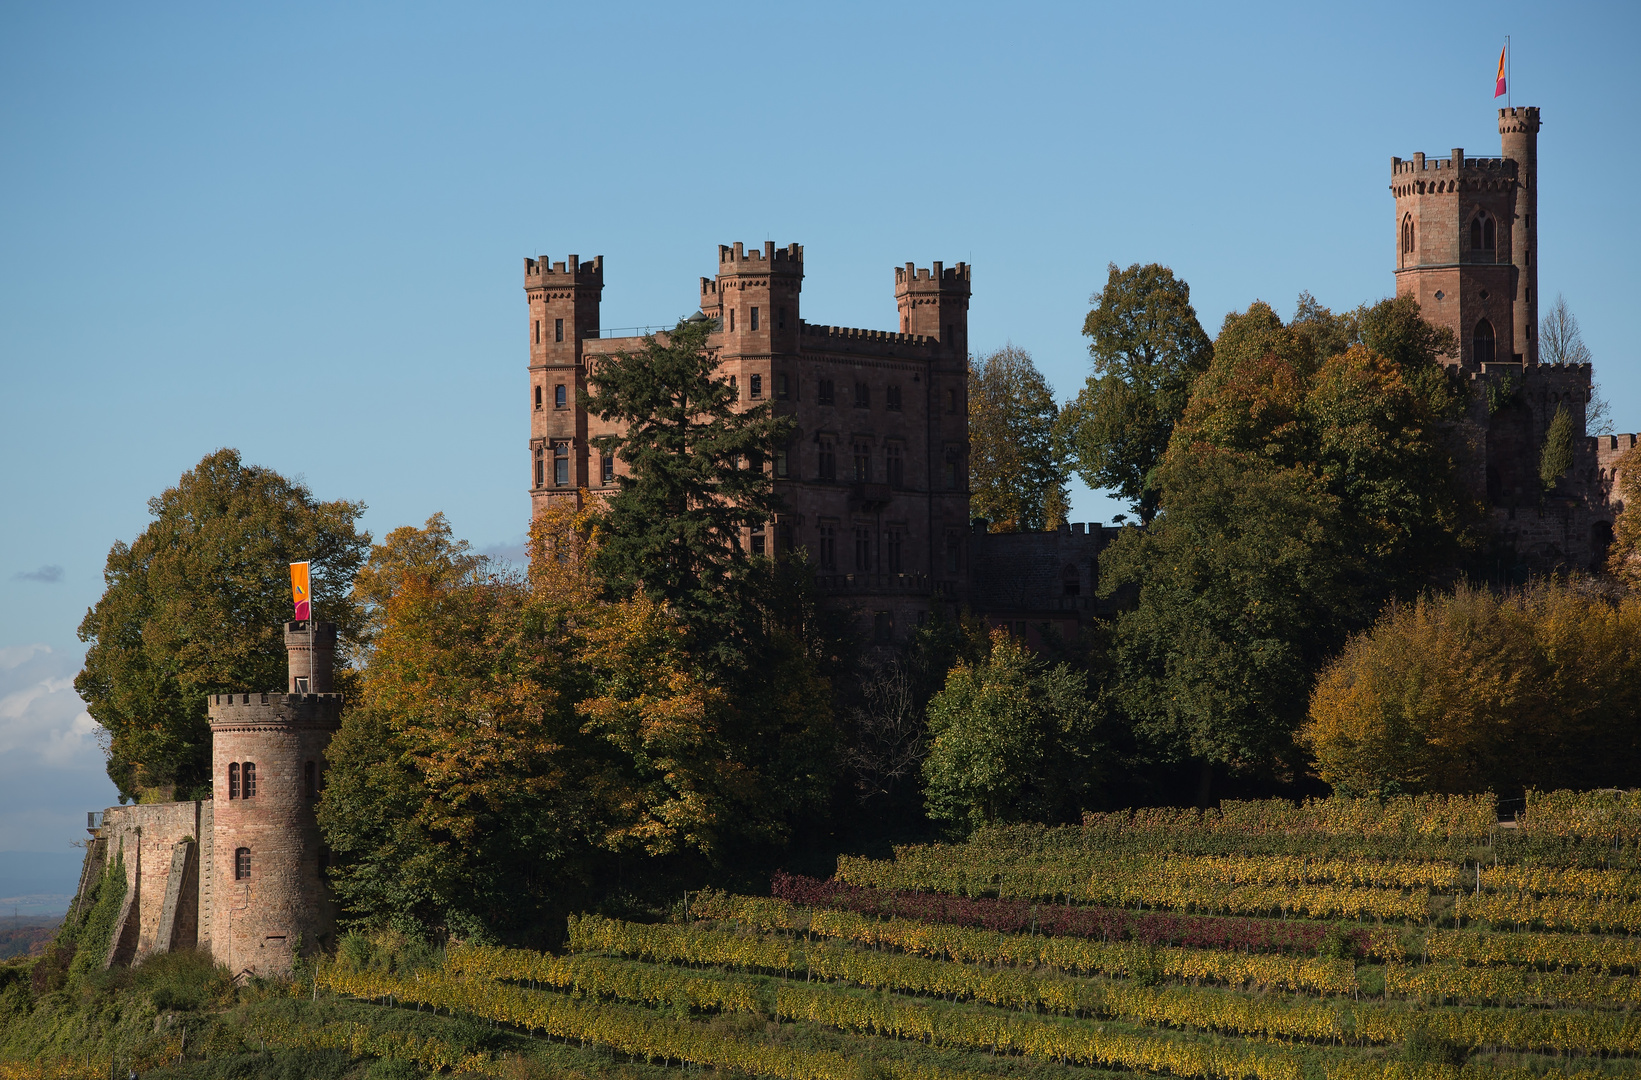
969, 521, 1133, 644
95, 800, 208, 963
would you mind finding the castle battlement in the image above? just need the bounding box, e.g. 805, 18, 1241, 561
207, 692, 342, 730
524, 255, 604, 286
799, 322, 931, 347
718, 241, 803, 266
1499, 106, 1542, 135
894, 262, 972, 289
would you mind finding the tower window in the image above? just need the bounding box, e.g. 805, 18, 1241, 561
947, 322, 955, 345
775, 447, 790, 479
750, 374, 762, 399
853, 443, 871, 483
776, 373, 790, 400
887, 444, 904, 488
242, 762, 256, 798
750, 524, 765, 555
854, 528, 873, 572
818, 525, 837, 570
945, 450, 960, 490
304, 761, 317, 799
751, 306, 760, 331
228, 762, 240, 800
818, 439, 836, 481
945, 535, 960, 574
601, 453, 615, 484
535, 447, 544, 488
729, 309, 735, 332
1063, 566, 1081, 597
1473, 319, 1496, 365
1485, 217, 1496, 251
534, 320, 541, 345
1401, 214, 1415, 256
902, 315, 909, 332
887, 529, 904, 573
535, 385, 542, 410
818, 379, 834, 406
553, 442, 569, 486
555, 384, 567, 409
555, 318, 563, 343
887, 385, 902, 411
946, 389, 958, 414
778, 307, 786, 330
854, 381, 870, 409
235, 848, 251, 881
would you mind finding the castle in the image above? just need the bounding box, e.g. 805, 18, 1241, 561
70, 105, 1635, 972
73, 623, 340, 978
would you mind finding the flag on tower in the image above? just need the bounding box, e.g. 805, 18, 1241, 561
290, 562, 311, 621
1494, 44, 1507, 98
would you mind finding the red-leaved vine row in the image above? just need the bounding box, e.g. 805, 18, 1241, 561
770, 872, 1364, 956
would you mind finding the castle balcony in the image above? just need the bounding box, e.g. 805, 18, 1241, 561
816, 572, 943, 596
848, 482, 893, 511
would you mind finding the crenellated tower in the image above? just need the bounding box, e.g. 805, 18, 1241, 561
526, 255, 604, 514
894, 261, 970, 359
1499, 106, 1541, 364
206, 621, 341, 978
705, 242, 805, 405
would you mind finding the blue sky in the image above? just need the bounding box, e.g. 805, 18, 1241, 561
2, 1, 1638, 869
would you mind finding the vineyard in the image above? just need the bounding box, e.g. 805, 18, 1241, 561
302, 790, 1641, 1080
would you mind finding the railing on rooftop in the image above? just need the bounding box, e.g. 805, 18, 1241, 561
586, 325, 677, 340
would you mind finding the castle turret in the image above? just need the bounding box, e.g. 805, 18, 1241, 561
709, 242, 804, 409
1499, 107, 1541, 364
206, 620, 341, 977
894, 261, 970, 358
527, 255, 603, 509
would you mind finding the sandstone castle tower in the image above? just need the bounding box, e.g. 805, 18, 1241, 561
1392, 106, 1632, 571
77, 621, 341, 979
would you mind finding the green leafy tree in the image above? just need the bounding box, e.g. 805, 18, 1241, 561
1540, 405, 1575, 491
1101, 451, 1359, 796
76, 449, 369, 800
584, 318, 794, 664
922, 630, 1100, 832
968, 345, 1069, 532
1060, 263, 1213, 523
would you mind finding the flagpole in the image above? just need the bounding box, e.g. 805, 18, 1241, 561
1507, 36, 1511, 109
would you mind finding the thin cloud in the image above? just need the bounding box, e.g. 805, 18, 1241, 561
13, 566, 63, 584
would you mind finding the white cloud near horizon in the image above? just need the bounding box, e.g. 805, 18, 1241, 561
0, 644, 117, 852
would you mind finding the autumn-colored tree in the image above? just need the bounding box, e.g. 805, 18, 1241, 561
1304, 581, 1641, 797
1060, 263, 1213, 523
320, 507, 596, 938
76, 449, 368, 800
922, 630, 1100, 832
968, 345, 1068, 532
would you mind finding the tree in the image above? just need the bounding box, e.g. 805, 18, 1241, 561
1060, 263, 1213, 523
922, 629, 1101, 833
1540, 405, 1575, 492
1100, 450, 1359, 796
1303, 581, 1641, 797
1542, 294, 1612, 434
76, 449, 368, 800
584, 318, 794, 665
320, 508, 596, 939
968, 345, 1068, 532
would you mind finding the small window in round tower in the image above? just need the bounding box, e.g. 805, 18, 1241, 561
235, 848, 251, 880
242, 762, 257, 798
304, 760, 317, 799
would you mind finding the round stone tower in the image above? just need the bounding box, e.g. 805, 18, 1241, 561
1499, 106, 1541, 364
207, 621, 341, 977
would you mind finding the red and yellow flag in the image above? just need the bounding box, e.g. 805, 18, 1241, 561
290, 562, 311, 621
1494, 44, 1507, 98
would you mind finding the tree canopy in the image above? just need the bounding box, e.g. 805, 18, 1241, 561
584, 318, 794, 666
76, 448, 368, 800
968, 345, 1069, 532
1060, 263, 1213, 523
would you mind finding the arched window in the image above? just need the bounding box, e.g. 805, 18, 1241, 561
1483, 216, 1496, 250
1473, 319, 1496, 365
1470, 213, 1496, 252
228, 762, 240, 800
1470, 216, 1482, 249
235, 848, 251, 880
242, 762, 257, 798
1401, 214, 1414, 256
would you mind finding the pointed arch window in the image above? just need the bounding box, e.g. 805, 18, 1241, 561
1401, 214, 1415, 257
1470, 213, 1496, 253
1473, 319, 1496, 365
